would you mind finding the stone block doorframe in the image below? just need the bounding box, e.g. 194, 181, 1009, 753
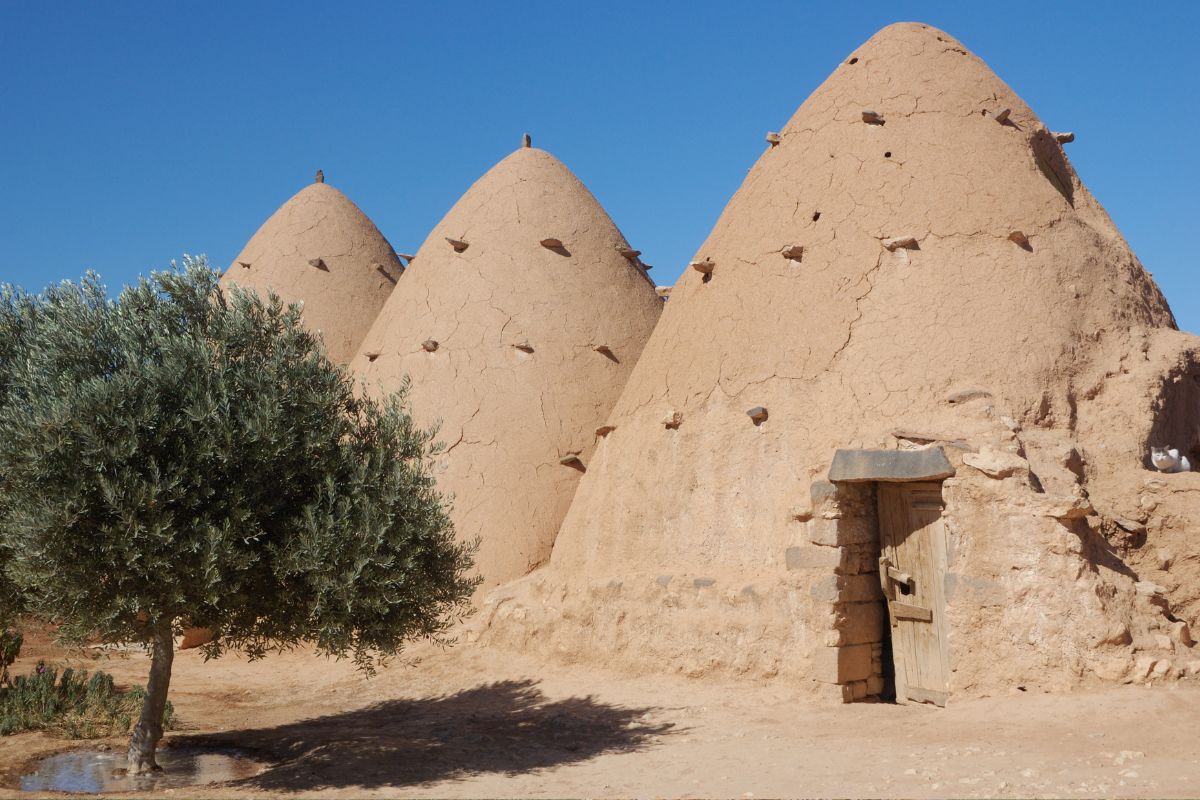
801, 448, 955, 706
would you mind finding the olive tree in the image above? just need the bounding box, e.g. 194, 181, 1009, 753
0, 258, 476, 774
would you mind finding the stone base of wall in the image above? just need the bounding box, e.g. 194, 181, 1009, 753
471, 439, 1192, 699
792, 480, 889, 702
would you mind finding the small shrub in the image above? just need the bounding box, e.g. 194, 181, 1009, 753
0, 665, 174, 738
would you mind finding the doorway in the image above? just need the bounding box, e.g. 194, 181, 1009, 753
819, 447, 956, 705
876, 481, 950, 706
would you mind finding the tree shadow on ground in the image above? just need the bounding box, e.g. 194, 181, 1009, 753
178, 679, 678, 791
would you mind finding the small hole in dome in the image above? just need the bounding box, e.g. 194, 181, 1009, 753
884, 151, 892, 158
812, 211, 821, 222
848, 57, 859, 64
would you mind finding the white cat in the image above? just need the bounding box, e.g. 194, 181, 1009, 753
1151, 446, 1192, 473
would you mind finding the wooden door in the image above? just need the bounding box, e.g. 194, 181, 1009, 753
877, 481, 950, 706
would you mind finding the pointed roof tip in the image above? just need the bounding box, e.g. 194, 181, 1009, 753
871, 20, 954, 38
848, 21, 966, 56
499, 143, 569, 173
222, 167, 401, 365
512, 143, 550, 157
522, 132, 532, 148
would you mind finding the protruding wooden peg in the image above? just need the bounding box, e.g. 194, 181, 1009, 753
513, 342, 534, 353
862, 110, 884, 125
881, 235, 919, 251
523, 133, 532, 148
375, 263, 398, 284
618, 247, 641, 260
1008, 230, 1031, 250
1053, 131, 1075, 144
308, 257, 328, 270
990, 107, 1011, 124
365, 352, 381, 363
238, 261, 251, 269
663, 411, 683, 430
397, 253, 415, 265
446, 238, 469, 253
782, 244, 804, 261
540, 238, 564, 249
765, 131, 781, 146
559, 453, 584, 470
747, 406, 769, 425
422, 339, 439, 352
655, 286, 671, 298
595, 424, 616, 437
690, 259, 715, 275
315, 169, 324, 183
594, 344, 614, 357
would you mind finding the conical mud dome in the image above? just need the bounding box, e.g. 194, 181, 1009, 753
479, 23, 1200, 700
221, 177, 403, 364
351, 146, 662, 591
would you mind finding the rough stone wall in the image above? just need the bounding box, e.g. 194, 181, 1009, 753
1071, 329, 1200, 644
793, 480, 888, 701
477, 432, 1192, 696
351, 148, 662, 592
1121, 475, 1200, 664
221, 181, 402, 365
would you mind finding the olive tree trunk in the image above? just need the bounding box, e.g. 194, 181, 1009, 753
126, 620, 174, 775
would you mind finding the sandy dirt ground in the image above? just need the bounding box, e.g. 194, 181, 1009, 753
1, 631, 1199, 798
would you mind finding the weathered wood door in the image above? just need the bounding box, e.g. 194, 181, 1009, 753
877, 481, 950, 706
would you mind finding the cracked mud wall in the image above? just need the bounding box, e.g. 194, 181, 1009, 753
475, 22, 1200, 693
551, 19, 1177, 582
221, 181, 403, 365
351, 147, 662, 591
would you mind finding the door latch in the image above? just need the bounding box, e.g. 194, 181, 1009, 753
879, 556, 916, 596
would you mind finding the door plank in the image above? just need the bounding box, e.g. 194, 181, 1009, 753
911, 491, 949, 695
905, 686, 948, 707
891, 602, 933, 622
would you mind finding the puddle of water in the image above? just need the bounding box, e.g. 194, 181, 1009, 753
21, 746, 265, 794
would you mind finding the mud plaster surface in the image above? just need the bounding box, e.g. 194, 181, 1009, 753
221, 182, 402, 365
351, 147, 661, 591
477, 22, 1200, 694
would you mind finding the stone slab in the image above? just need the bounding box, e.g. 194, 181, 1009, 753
841, 574, 885, 603
811, 643, 874, 683
808, 515, 879, 547
809, 575, 841, 603
785, 545, 846, 571
838, 601, 888, 645
828, 448, 955, 483
810, 479, 839, 506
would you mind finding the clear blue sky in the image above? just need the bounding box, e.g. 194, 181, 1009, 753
1, 1, 1196, 331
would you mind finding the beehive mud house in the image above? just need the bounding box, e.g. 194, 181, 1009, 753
473, 23, 1200, 705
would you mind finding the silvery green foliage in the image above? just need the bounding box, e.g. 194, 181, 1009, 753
0, 257, 476, 669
